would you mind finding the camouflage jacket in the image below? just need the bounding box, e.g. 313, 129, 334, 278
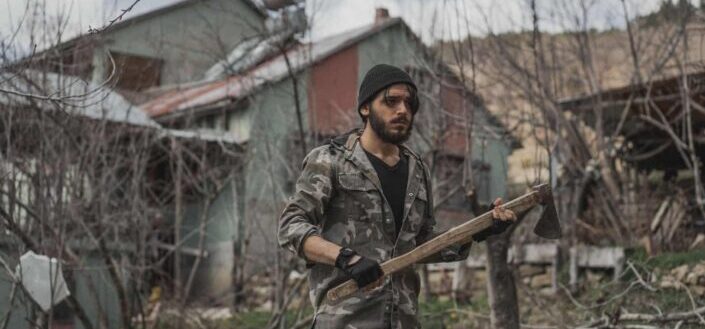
278, 131, 471, 329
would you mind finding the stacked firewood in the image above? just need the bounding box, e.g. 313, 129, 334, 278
643, 193, 691, 254
656, 262, 705, 296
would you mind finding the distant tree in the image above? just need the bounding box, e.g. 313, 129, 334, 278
640, 0, 695, 27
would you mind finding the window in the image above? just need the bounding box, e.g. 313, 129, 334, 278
109, 51, 163, 91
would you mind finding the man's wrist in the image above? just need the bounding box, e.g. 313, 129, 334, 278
335, 247, 358, 270
347, 255, 362, 266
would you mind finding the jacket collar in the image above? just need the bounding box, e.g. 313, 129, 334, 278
339, 129, 421, 163
344, 132, 383, 191
339, 130, 423, 196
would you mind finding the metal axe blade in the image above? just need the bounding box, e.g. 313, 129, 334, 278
531, 184, 561, 239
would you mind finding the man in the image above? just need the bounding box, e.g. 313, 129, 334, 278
279, 64, 516, 329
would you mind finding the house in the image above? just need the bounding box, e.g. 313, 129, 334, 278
0, 69, 243, 328
140, 8, 519, 301
26, 0, 266, 101
3, 0, 269, 312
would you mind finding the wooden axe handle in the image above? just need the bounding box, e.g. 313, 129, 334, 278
326, 188, 543, 302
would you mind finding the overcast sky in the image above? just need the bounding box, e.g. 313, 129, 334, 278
0, 0, 689, 56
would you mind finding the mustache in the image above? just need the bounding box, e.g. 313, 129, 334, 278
390, 117, 410, 125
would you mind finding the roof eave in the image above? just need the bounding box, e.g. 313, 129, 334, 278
13, 0, 268, 65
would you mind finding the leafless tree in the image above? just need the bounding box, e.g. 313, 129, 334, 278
427, 0, 705, 327
0, 3, 244, 329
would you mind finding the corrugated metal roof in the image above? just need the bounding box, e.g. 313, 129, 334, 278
0, 70, 249, 146
0, 70, 160, 128
141, 18, 403, 118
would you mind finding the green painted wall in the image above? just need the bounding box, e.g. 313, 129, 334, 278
357, 24, 418, 83
91, 0, 263, 85
241, 74, 310, 266
471, 109, 511, 203
178, 179, 240, 299
0, 254, 29, 329
165, 73, 310, 294
72, 255, 123, 329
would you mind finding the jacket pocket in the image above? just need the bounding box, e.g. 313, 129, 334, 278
337, 173, 376, 192
337, 173, 379, 222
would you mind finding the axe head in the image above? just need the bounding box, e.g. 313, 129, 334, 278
532, 184, 561, 239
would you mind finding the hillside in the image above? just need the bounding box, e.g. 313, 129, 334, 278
435, 16, 705, 190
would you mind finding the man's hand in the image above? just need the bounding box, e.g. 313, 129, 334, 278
491, 197, 517, 222
337, 254, 384, 288
472, 197, 517, 242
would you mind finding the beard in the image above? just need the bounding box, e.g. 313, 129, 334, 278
368, 104, 413, 144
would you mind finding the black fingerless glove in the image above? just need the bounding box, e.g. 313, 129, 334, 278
336, 252, 383, 287
472, 203, 513, 242
472, 219, 512, 242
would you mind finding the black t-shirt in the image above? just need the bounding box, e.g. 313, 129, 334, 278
364, 149, 409, 236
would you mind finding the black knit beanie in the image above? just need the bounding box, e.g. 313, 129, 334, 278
357, 64, 417, 120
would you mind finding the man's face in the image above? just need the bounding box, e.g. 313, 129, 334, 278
362, 84, 416, 145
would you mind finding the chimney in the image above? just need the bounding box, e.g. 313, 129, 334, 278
374, 7, 390, 24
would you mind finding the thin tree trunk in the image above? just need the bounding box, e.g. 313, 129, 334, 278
280, 44, 307, 158
421, 265, 432, 301
173, 139, 183, 302
232, 175, 247, 310
264, 135, 286, 325
486, 233, 519, 329
183, 197, 213, 303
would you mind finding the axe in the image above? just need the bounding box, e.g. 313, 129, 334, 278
327, 184, 561, 302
